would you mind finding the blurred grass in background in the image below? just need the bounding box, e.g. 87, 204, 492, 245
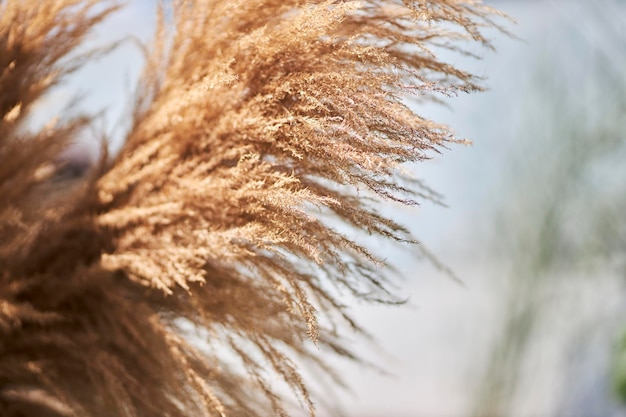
469, 1, 626, 416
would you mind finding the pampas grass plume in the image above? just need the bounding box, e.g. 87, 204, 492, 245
0, 1, 503, 415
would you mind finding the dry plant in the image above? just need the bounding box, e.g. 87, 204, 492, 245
0, 1, 503, 416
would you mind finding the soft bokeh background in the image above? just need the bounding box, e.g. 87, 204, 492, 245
36, 0, 626, 416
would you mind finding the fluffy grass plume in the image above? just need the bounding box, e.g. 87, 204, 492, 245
0, 1, 503, 416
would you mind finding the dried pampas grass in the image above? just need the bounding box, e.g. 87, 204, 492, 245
0, 0, 503, 416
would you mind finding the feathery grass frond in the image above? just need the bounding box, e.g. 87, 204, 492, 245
0, 1, 503, 416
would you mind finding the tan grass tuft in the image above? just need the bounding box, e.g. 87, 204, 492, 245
0, 0, 503, 415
